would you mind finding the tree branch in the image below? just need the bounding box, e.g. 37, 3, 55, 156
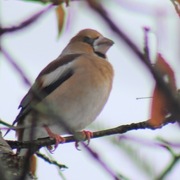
1, 47, 31, 86
6, 116, 176, 150
0, 130, 35, 180
36, 152, 68, 169
0, 5, 53, 36
157, 146, 180, 180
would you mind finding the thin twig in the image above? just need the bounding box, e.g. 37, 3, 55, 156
36, 152, 68, 169
1, 46, 31, 86
0, 5, 53, 36
143, 27, 151, 63
157, 154, 180, 180
82, 144, 121, 180
0, 119, 13, 128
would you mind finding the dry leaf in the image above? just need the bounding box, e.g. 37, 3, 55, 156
149, 54, 176, 127
30, 155, 37, 177
56, 4, 65, 36
155, 54, 176, 91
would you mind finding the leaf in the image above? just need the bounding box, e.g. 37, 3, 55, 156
155, 54, 176, 91
150, 86, 169, 127
149, 54, 176, 127
56, 4, 65, 37
29, 155, 37, 177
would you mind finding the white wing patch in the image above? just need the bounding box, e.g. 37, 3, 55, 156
40, 62, 73, 88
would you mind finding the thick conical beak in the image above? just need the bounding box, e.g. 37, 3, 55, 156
93, 36, 114, 55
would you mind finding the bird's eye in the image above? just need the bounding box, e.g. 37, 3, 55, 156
83, 36, 95, 45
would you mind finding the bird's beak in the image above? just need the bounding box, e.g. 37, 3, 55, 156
93, 36, 114, 55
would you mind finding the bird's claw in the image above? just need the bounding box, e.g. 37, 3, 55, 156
75, 130, 93, 150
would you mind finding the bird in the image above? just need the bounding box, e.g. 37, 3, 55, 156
9, 29, 114, 155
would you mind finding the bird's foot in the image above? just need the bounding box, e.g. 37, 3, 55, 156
75, 130, 93, 150
44, 126, 65, 153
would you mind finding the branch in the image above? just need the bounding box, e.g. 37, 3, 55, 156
158, 155, 180, 179
143, 27, 151, 63
157, 146, 180, 180
1, 46, 32, 86
0, 119, 12, 128
0, 5, 53, 36
6, 116, 176, 150
82, 144, 121, 180
36, 152, 68, 169
0, 130, 35, 180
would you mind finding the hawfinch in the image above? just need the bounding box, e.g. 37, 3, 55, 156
12, 29, 114, 154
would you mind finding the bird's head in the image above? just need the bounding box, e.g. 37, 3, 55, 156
61, 29, 114, 58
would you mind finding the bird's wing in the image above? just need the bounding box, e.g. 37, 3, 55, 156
5, 54, 81, 135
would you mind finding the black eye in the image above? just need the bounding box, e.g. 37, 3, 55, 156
83, 36, 95, 45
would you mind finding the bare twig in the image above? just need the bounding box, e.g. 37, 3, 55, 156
157, 153, 180, 179
143, 27, 151, 63
1, 46, 31, 86
0, 5, 53, 36
36, 152, 68, 169
82, 144, 121, 180
0, 119, 13, 128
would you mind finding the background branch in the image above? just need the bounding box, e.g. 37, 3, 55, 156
0, 5, 53, 36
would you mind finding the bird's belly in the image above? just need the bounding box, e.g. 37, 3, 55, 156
49, 85, 110, 134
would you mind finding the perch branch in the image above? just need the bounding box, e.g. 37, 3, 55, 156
6, 116, 176, 150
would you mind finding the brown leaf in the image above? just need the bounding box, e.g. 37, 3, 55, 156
155, 54, 176, 91
29, 155, 37, 177
149, 54, 176, 127
150, 86, 169, 127
56, 4, 65, 36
